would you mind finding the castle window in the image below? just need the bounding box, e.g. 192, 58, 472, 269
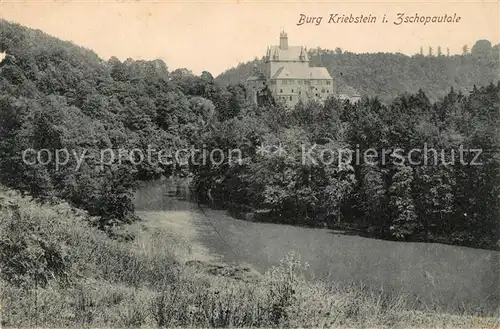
282, 80, 287, 85
289, 96, 292, 101
291, 89, 294, 93
326, 81, 331, 85
321, 88, 325, 93
315, 93, 318, 97
270, 80, 276, 85
317, 80, 322, 85
280, 89, 283, 93
298, 80, 303, 85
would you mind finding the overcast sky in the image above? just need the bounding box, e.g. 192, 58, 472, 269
1, 0, 499, 76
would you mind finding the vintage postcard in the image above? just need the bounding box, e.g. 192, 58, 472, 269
0, 1, 498, 328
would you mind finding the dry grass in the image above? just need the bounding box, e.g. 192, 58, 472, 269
1, 185, 499, 328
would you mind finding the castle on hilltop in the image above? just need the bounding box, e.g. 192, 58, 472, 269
247, 31, 336, 107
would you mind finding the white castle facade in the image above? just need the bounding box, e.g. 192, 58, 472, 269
247, 31, 335, 107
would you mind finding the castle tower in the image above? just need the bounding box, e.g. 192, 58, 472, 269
248, 31, 335, 107
279, 31, 288, 50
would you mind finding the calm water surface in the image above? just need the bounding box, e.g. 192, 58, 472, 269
134, 178, 499, 314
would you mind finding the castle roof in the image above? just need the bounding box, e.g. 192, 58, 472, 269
271, 66, 333, 80
265, 45, 310, 62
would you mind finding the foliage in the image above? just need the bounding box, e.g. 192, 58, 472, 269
192, 83, 500, 249
0, 19, 498, 250
216, 40, 500, 102
0, 20, 251, 227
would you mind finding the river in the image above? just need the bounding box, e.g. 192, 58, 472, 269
134, 178, 499, 314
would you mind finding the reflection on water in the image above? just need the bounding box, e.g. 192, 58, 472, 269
134, 176, 194, 211
134, 177, 500, 314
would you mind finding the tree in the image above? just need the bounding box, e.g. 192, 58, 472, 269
414, 166, 454, 242
389, 165, 419, 240
357, 165, 389, 236
471, 39, 492, 58
462, 44, 469, 55
493, 44, 500, 60
109, 56, 128, 81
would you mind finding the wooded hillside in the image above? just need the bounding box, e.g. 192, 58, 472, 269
216, 41, 500, 102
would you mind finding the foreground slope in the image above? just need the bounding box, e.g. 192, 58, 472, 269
2, 184, 499, 328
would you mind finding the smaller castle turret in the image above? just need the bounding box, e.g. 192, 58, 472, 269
299, 46, 307, 61
272, 48, 279, 60
252, 63, 259, 74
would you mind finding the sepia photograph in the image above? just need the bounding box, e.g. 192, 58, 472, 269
0, 1, 499, 328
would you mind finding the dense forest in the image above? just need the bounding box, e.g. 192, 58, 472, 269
193, 86, 500, 249
0, 20, 498, 250
217, 41, 500, 102
0, 20, 246, 230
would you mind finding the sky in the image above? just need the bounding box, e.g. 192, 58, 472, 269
1, 0, 499, 76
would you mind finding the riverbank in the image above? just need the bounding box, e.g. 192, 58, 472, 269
133, 178, 500, 315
